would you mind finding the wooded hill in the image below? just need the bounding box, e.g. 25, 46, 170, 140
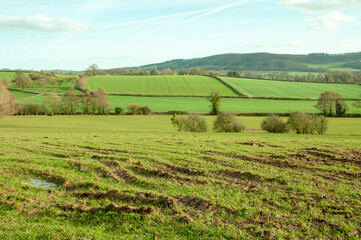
137, 52, 361, 73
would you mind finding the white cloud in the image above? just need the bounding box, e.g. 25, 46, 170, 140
282, 0, 361, 13
305, 11, 355, 29
0, 14, 89, 32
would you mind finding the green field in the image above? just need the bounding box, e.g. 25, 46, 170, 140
0, 72, 17, 80
16, 95, 361, 114
86, 75, 238, 96
9, 90, 37, 99
221, 77, 361, 99
0, 115, 360, 239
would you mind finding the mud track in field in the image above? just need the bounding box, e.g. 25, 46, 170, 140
200, 149, 361, 181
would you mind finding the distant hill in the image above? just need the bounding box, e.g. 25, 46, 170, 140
137, 52, 361, 73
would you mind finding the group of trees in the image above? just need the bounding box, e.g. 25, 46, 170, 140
15, 87, 110, 116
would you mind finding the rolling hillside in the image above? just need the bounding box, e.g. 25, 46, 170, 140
137, 52, 361, 73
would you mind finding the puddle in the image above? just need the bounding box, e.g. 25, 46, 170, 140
23, 179, 58, 190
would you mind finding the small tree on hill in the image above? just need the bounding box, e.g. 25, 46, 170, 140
15, 71, 32, 90
208, 91, 221, 115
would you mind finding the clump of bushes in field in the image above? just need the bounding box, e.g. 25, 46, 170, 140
288, 112, 328, 135
261, 112, 328, 135
127, 104, 151, 115
171, 114, 207, 132
114, 106, 124, 115
261, 115, 289, 133
213, 112, 245, 132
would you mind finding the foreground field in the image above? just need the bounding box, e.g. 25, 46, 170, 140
0, 116, 360, 239
221, 77, 361, 99
86, 75, 238, 96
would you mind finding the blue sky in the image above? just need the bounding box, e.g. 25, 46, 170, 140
0, 0, 361, 70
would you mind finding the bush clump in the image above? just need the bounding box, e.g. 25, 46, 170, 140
288, 112, 328, 135
171, 114, 207, 132
261, 115, 289, 133
127, 104, 152, 115
114, 106, 124, 115
213, 112, 245, 132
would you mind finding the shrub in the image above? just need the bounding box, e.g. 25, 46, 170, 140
127, 104, 142, 115
115, 106, 124, 115
213, 112, 245, 132
142, 106, 151, 115
287, 112, 328, 135
312, 115, 328, 135
171, 114, 207, 132
261, 115, 289, 133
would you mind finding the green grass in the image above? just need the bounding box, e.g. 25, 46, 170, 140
0, 115, 360, 239
221, 77, 361, 99
9, 90, 36, 99
86, 75, 238, 96
0, 71, 17, 80
17, 95, 361, 114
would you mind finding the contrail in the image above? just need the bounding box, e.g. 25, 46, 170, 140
100, 0, 268, 30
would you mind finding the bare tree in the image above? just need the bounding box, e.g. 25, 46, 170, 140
44, 90, 61, 116
0, 81, 15, 117
315, 91, 346, 116
93, 88, 109, 114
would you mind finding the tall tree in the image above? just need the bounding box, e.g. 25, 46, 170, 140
85, 64, 100, 76
0, 81, 15, 117
207, 91, 221, 115
315, 91, 346, 116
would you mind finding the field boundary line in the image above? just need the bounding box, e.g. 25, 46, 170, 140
207, 75, 249, 97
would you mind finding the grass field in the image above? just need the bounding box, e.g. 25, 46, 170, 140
9, 90, 36, 99
86, 75, 238, 96
0, 72, 17, 80
221, 77, 361, 99
0, 115, 360, 239
16, 95, 361, 114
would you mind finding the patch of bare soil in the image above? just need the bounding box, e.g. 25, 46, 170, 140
57, 203, 153, 215
175, 195, 239, 216
130, 164, 208, 185
162, 163, 206, 177
215, 170, 287, 185
74, 190, 176, 209
62, 181, 100, 191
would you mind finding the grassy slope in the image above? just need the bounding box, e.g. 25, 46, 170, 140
86, 75, 238, 96
0, 115, 360, 239
17, 95, 361, 114
221, 77, 361, 99
0, 72, 17, 80
9, 90, 36, 99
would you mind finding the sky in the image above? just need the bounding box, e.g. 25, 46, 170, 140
0, 0, 361, 70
